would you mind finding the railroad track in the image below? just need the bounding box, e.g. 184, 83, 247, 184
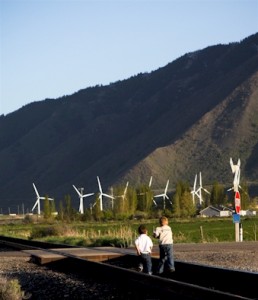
0, 235, 257, 300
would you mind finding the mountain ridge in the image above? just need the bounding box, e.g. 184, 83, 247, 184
0, 33, 258, 212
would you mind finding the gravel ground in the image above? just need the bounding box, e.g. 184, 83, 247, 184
0, 255, 121, 299
0, 242, 257, 299
175, 250, 258, 272
173, 241, 258, 273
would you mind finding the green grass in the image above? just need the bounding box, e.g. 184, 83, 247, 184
0, 216, 257, 247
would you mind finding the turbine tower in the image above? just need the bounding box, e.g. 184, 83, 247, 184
96, 176, 115, 211
191, 174, 198, 204
73, 185, 94, 214
32, 183, 54, 215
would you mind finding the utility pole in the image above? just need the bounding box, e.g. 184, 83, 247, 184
229, 158, 242, 242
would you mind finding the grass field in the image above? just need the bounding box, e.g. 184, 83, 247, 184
0, 215, 257, 247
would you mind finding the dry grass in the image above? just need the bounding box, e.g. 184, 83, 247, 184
0, 276, 25, 300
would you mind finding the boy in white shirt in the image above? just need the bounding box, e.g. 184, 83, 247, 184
135, 224, 153, 275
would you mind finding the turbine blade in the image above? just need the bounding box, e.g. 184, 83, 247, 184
103, 193, 115, 199
237, 158, 241, 167
82, 193, 94, 198
32, 183, 40, 197
203, 188, 210, 194
230, 158, 236, 173
97, 176, 102, 193
73, 185, 82, 196
124, 181, 129, 195
199, 172, 202, 187
165, 180, 169, 193
193, 174, 197, 190
32, 200, 38, 211
154, 194, 163, 198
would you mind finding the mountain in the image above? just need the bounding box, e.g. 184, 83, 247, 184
0, 33, 258, 213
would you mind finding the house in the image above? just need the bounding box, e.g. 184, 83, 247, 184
199, 206, 232, 218
240, 210, 257, 216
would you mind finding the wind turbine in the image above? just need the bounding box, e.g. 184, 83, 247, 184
154, 179, 170, 210
148, 176, 158, 206
195, 172, 210, 205
32, 183, 54, 215
228, 158, 241, 192
228, 158, 242, 214
191, 174, 198, 204
117, 181, 129, 200
96, 176, 115, 211
72, 185, 94, 214
115, 181, 129, 210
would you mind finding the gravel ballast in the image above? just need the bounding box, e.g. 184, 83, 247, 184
1, 242, 257, 299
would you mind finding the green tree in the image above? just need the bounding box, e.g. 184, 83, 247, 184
58, 200, 64, 221
43, 196, 51, 219
113, 185, 126, 215
180, 191, 196, 217
50, 199, 56, 216
172, 181, 197, 217
239, 181, 250, 210
172, 191, 181, 217
92, 194, 104, 221
127, 186, 138, 215
136, 184, 153, 212
210, 181, 226, 206
63, 194, 76, 222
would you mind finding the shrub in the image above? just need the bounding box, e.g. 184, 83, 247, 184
29, 225, 63, 239
0, 276, 26, 300
88, 237, 129, 247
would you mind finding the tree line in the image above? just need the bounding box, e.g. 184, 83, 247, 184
41, 180, 256, 222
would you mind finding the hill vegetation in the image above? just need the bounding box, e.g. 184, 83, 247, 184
0, 33, 258, 213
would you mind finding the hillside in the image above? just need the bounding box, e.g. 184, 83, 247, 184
0, 33, 258, 213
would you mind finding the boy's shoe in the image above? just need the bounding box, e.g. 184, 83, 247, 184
168, 268, 175, 273
155, 270, 164, 276
137, 264, 143, 272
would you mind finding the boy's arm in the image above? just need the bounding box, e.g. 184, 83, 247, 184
153, 228, 159, 238
135, 245, 141, 255
135, 240, 141, 255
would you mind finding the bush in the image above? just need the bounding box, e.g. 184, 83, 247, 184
133, 211, 148, 220
0, 276, 26, 300
29, 225, 63, 239
88, 237, 129, 247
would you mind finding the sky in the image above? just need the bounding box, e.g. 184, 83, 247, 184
0, 0, 257, 116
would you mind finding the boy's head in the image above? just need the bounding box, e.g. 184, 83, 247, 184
138, 224, 147, 234
159, 216, 168, 226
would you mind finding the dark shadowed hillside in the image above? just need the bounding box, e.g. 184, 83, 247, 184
0, 33, 258, 213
